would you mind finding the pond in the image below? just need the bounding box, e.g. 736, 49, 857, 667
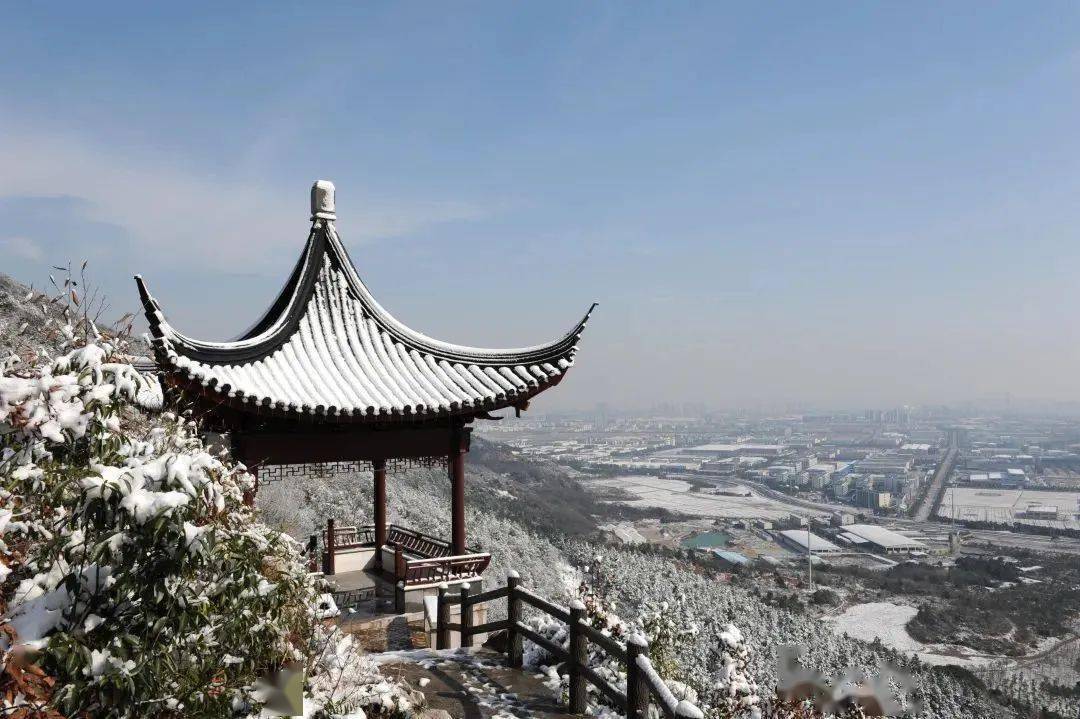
680, 531, 730, 549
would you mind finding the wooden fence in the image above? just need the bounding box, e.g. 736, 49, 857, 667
436, 571, 704, 719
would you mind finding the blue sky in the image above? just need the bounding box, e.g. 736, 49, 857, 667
2, 3, 1079, 411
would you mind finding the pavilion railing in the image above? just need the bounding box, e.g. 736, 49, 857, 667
311, 519, 489, 588
436, 571, 704, 719
323, 524, 375, 550
388, 525, 457, 557
394, 550, 491, 586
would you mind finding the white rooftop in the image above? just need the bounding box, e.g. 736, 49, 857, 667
687, 443, 786, 452
843, 524, 926, 549
779, 530, 841, 552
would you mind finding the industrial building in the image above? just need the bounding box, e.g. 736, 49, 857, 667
853, 488, 893, 510
839, 524, 926, 553
1019, 504, 1058, 520
853, 455, 913, 474
711, 549, 751, 568
778, 530, 843, 555
684, 443, 788, 458
830, 511, 855, 526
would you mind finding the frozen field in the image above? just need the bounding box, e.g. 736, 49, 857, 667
587, 475, 825, 520
825, 602, 992, 667
938, 487, 1080, 529
828, 602, 921, 652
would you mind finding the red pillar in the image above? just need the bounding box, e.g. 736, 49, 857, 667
450, 440, 466, 555
373, 458, 387, 568
324, 517, 336, 575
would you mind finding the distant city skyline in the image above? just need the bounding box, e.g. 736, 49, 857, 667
533, 396, 1080, 420
3, 4, 1080, 411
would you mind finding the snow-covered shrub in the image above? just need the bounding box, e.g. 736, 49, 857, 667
708, 624, 760, 719
0, 343, 306, 716
0, 338, 414, 718
306, 623, 422, 717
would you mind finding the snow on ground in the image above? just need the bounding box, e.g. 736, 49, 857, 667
824, 602, 992, 667
938, 487, 1080, 529
372, 648, 570, 718
827, 602, 921, 652
587, 475, 825, 520
598, 522, 647, 544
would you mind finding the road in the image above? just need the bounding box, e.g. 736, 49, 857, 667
913, 432, 958, 522
738, 479, 850, 515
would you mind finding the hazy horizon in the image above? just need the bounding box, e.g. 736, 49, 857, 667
3, 4, 1079, 412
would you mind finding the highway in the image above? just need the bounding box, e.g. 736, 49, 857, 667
912, 432, 958, 522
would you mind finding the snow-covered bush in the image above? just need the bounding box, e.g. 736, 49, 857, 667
306, 623, 422, 717
0, 343, 307, 716
0, 336, 414, 718
708, 624, 760, 719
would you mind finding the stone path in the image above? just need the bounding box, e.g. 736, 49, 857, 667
343, 612, 428, 652
375, 648, 576, 719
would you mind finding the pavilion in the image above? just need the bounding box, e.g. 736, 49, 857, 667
135, 180, 593, 607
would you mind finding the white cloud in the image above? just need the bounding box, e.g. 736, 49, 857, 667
0, 130, 485, 273
0, 236, 44, 261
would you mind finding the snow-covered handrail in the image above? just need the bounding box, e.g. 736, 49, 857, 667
636, 651, 704, 719
436, 570, 705, 719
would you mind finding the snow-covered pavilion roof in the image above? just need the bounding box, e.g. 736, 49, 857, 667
136, 181, 594, 423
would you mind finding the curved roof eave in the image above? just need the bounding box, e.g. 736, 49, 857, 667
136, 220, 596, 368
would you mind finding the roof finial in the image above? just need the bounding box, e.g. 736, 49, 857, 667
311, 180, 336, 221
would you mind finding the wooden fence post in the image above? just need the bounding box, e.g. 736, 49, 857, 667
324, 518, 336, 575
506, 570, 522, 668
460, 582, 473, 648
568, 599, 587, 714
626, 634, 650, 719
307, 534, 318, 572
436, 583, 450, 649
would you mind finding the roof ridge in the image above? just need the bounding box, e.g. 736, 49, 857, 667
137, 220, 594, 367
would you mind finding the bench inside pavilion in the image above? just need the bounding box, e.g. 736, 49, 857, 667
135, 180, 593, 615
